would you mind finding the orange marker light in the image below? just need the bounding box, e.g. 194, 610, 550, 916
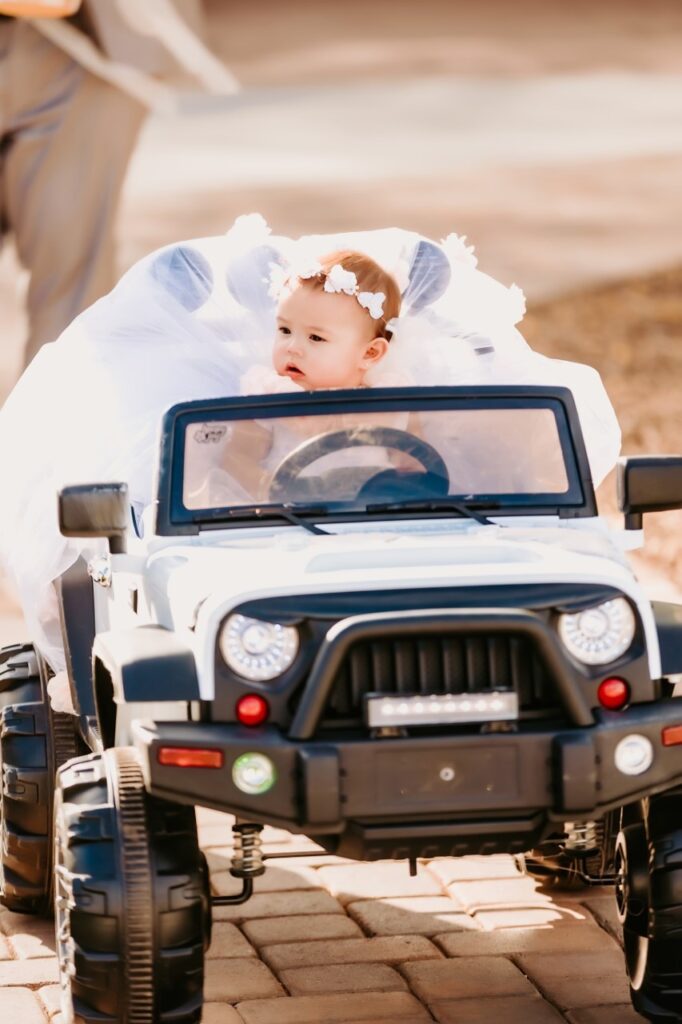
662, 725, 682, 747
157, 747, 224, 769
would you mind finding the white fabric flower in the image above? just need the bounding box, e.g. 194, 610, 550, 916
507, 283, 527, 324
324, 264, 358, 296
226, 212, 271, 245
293, 256, 323, 280
358, 290, 385, 320
268, 262, 290, 300
440, 232, 478, 268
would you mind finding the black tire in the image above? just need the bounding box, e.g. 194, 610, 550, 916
617, 791, 682, 1023
0, 643, 81, 915
54, 747, 211, 1024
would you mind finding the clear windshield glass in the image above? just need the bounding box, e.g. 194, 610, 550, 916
181, 405, 571, 512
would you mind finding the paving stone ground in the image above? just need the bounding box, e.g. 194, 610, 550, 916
0, 808, 637, 1022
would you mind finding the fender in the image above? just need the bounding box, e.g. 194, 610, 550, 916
92, 626, 200, 705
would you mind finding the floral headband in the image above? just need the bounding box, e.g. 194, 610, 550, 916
269, 259, 386, 320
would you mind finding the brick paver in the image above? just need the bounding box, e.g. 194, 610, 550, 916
205, 922, 258, 959
431, 995, 566, 1023
0, 812, 637, 1023
211, 863, 322, 895
204, 957, 284, 1002
566, 1008, 643, 1023
427, 856, 523, 884
0, 987, 48, 1023
261, 934, 442, 970
236, 991, 432, 1023
474, 906, 584, 930
580, 896, 624, 942
317, 862, 443, 903
434, 919, 618, 956
347, 895, 477, 936
198, 1005, 244, 1024
37, 985, 62, 1018
279, 961, 408, 995
6, 922, 56, 960
448, 876, 551, 911
402, 955, 539, 1002
242, 913, 362, 947
0, 957, 59, 986
212, 889, 343, 921
516, 950, 632, 1010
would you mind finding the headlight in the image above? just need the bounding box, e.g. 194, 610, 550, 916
558, 597, 635, 666
220, 613, 299, 681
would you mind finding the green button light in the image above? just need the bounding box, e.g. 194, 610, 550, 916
232, 753, 277, 795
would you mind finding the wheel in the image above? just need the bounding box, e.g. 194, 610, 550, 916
0, 643, 81, 915
54, 747, 211, 1024
268, 425, 450, 501
617, 791, 682, 1022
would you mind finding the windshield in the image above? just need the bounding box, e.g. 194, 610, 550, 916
177, 399, 580, 518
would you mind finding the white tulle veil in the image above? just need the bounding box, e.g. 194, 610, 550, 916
0, 214, 621, 670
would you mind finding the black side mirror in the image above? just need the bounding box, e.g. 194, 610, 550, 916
59, 483, 129, 553
617, 456, 682, 529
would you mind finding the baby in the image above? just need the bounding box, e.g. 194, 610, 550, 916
206, 250, 405, 499
272, 249, 401, 390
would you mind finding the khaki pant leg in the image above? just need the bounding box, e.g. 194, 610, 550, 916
0, 22, 146, 365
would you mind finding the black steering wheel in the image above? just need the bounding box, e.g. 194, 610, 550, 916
267, 426, 449, 502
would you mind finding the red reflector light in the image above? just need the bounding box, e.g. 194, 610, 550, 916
597, 677, 630, 710
157, 747, 224, 769
236, 694, 269, 727
662, 725, 682, 747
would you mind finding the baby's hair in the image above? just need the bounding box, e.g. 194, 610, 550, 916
298, 250, 401, 339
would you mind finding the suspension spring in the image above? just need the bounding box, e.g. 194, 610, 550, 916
563, 820, 600, 855
230, 823, 265, 878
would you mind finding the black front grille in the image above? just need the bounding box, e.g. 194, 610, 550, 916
322, 632, 560, 725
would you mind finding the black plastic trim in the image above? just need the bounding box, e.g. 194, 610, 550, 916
132, 696, 682, 857
288, 609, 594, 737
56, 556, 97, 720
92, 626, 200, 705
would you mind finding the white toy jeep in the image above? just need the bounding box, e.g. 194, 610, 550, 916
2, 383, 682, 1024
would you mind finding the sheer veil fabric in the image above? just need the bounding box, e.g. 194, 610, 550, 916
0, 214, 621, 670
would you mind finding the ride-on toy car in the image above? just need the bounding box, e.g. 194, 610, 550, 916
2, 384, 682, 1023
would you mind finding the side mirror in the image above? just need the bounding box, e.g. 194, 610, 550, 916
617, 456, 682, 529
59, 483, 129, 554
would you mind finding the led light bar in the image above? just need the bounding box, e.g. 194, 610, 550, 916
365, 691, 519, 728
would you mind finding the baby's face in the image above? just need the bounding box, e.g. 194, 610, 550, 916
274, 285, 387, 390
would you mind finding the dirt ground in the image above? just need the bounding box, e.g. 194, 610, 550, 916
205, 0, 682, 84
523, 264, 682, 586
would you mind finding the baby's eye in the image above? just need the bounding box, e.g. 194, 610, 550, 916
278, 326, 291, 335
309, 333, 327, 343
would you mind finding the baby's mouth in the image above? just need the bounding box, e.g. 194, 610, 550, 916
285, 363, 304, 378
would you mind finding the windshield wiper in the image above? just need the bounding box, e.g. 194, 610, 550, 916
224, 504, 331, 535
365, 498, 499, 526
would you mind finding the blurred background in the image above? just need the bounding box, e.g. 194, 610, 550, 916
1, 0, 681, 634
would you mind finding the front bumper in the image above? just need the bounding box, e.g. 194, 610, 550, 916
132, 699, 682, 858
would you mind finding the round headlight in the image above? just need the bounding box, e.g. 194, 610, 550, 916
220, 614, 299, 681
558, 597, 635, 666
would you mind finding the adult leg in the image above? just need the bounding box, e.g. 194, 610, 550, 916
1, 22, 146, 365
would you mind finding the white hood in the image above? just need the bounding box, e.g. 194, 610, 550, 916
139, 518, 660, 698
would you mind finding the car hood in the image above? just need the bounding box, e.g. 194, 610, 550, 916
144, 519, 639, 630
